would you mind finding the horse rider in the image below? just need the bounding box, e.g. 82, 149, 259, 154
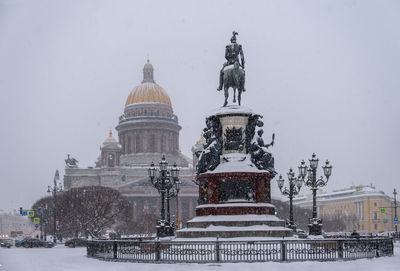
217, 31, 245, 91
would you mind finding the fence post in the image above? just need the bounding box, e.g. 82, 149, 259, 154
392, 239, 395, 256
338, 240, 343, 259
215, 237, 220, 263
113, 241, 118, 260
281, 241, 286, 261
87, 242, 91, 257
155, 240, 161, 261
375, 240, 380, 258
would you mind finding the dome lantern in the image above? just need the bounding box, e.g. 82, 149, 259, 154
142, 59, 155, 83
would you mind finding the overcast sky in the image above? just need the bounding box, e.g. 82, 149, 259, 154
0, 0, 399, 212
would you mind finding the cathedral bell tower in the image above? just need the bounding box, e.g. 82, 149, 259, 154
99, 131, 121, 168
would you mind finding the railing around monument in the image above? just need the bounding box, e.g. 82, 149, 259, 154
87, 237, 393, 263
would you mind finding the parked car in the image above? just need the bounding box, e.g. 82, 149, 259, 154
0, 239, 13, 248
295, 229, 308, 238
15, 238, 31, 247
20, 238, 54, 248
65, 238, 87, 248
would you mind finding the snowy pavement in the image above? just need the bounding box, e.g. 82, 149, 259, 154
0, 244, 399, 271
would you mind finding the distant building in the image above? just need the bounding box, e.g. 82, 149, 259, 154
0, 210, 33, 237
63, 60, 198, 225
293, 185, 396, 232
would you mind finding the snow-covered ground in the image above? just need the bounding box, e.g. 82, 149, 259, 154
0, 243, 399, 271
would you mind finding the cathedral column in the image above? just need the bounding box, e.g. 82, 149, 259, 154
175, 132, 179, 153
178, 198, 182, 221
155, 132, 161, 153
143, 130, 148, 152
133, 200, 137, 222
189, 200, 194, 218
132, 132, 136, 153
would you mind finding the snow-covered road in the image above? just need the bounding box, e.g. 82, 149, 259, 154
0, 244, 399, 271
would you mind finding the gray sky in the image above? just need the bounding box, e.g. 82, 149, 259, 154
0, 0, 399, 212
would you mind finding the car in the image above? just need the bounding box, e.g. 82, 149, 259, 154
15, 238, 31, 247
20, 238, 54, 248
65, 238, 87, 248
0, 239, 13, 248
295, 229, 308, 238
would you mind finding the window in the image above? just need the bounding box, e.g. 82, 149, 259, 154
374, 212, 378, 220
374, 224, 378, 230
374, 202, 377, 207
108, 154, 114, 167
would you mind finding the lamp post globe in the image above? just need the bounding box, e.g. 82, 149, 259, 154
298, 160, 307, 179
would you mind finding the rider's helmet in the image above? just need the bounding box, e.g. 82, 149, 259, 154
230, 31, 238, 43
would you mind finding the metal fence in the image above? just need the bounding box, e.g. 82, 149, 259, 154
87, 237, 394, 263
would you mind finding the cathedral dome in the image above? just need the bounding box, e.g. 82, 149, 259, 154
125, 60, 172, 107
102, 131, 121, 149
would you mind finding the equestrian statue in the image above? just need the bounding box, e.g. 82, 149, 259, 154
217, 31, 246, 106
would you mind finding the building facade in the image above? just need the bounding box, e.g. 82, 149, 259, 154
63, 61, 198, 226
0, 210, 33, 237
293, 185, 396, 232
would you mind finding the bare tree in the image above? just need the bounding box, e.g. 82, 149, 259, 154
116, 212, 158, 236
271, 199, 312, 231
32, 186, 129, 238
31, 196, 54, 238
321, 212, 359, 232
63, 186, 129, 238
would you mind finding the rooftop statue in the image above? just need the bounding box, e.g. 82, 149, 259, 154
217, 31, 246, 107
65, 154, 79, 168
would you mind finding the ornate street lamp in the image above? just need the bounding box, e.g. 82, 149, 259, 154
171, 163, 181, 229
277, 163, 305, 231
47, 169, 63, 244
148, 155, 181, 237
303, 153, 332, 235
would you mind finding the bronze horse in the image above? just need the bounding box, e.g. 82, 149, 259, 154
220, 61, 245, 107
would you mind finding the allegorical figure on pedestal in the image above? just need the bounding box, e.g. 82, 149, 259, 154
196, 115, 223, 174
217, 31, 246, 106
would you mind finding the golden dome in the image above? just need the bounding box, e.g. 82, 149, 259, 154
125, 60, 172, 107
125, 82, 171, 107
